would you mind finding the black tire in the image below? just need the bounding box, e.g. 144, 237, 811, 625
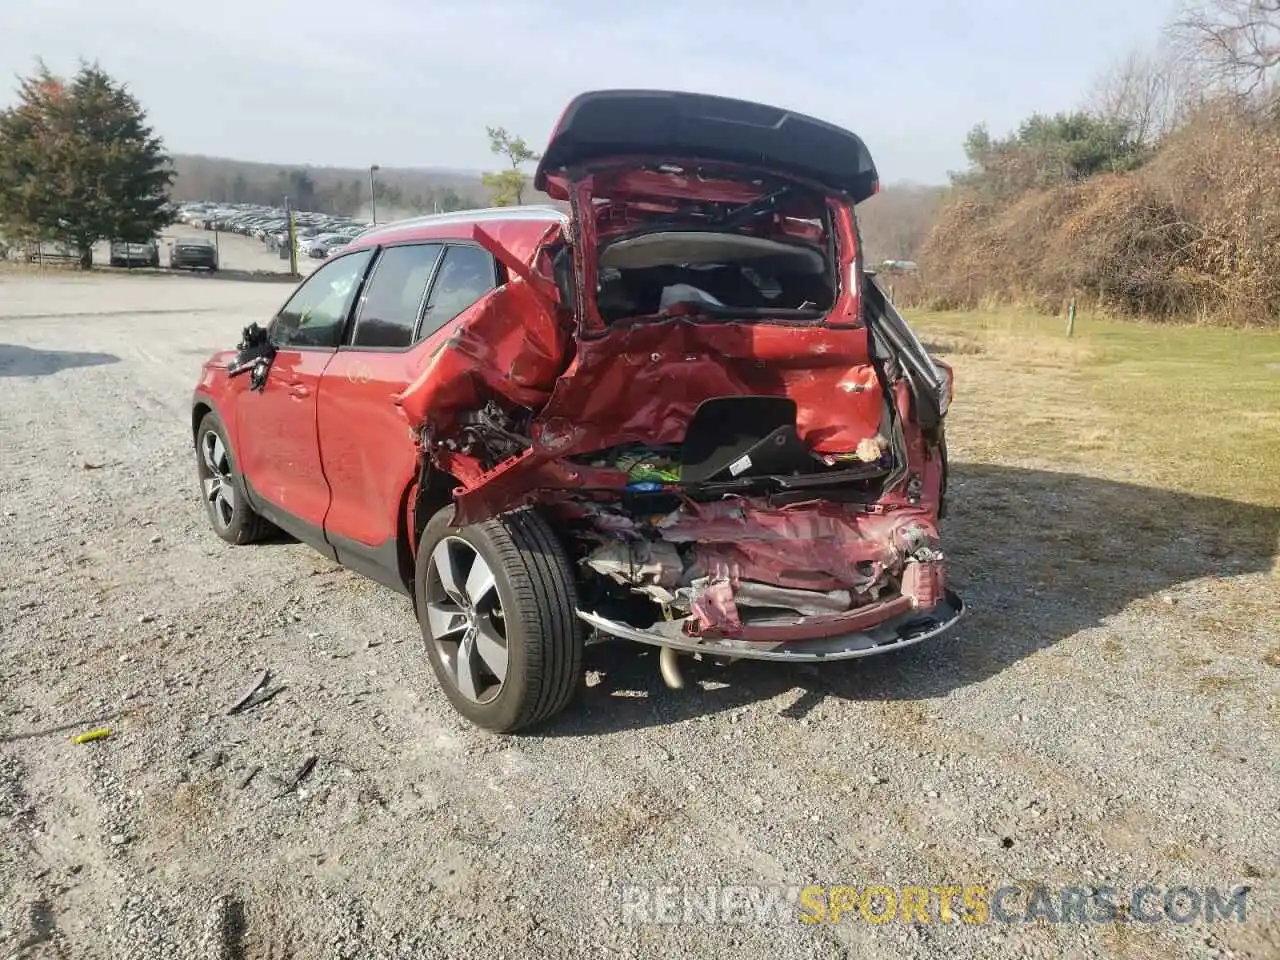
109, 257, 122, 268
194, 411, 273, 545
415, 506, 584, 733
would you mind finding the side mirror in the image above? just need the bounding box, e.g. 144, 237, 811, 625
227, 322, 277, 391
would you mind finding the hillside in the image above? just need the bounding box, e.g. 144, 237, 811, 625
915, 101, 1280, 326
856, 183, 946, 264
908, 1, 1280, 326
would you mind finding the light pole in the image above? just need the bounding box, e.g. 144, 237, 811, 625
369, 164, 381, 225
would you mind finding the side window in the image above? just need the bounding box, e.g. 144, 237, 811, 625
422, 244, 499, 337
350, 243, 443, 349
271, 250, 373, 349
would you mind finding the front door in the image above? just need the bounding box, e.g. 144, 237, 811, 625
234, 249, 373, 548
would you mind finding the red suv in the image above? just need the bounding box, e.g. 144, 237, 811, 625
192, 90, 962, 732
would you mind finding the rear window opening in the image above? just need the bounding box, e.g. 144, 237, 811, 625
586, 165, 837, 324
596, 232, 833, 323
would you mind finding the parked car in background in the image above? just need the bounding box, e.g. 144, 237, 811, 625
190, 89, 961, 733
302, 233, 350, 258
171, 201, 373, 262
170, 237, 219, 271
110, 239, 160, 268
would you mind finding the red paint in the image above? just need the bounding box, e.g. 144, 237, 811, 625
395, 276, 570, 433
699, 595, 915, 643
234, 346, 332, 528
317, 347, 421, 548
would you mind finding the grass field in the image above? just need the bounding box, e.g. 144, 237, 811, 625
910, 309, 1280, 505
910, 308, 1280, 569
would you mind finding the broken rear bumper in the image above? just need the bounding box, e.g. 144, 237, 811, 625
576, 590, 964, 662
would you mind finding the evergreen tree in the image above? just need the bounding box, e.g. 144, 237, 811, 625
0, 60, 175, 268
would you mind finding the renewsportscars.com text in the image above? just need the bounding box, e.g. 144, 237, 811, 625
619, 883, 1251, 926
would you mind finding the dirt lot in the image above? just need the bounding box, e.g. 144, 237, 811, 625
1, 272, 1277, 959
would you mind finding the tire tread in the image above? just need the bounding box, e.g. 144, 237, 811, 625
418, 506, 583, 732
196, 411, 274, 546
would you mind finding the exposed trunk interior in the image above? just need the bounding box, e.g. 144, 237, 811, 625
577, 163, 840, 329
596, 230, 834, 323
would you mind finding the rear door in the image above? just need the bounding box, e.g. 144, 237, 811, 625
318, 241, 501, 591
233, 249, 373, 548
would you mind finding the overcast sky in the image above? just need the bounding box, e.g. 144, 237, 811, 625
5, 0, 1177, 184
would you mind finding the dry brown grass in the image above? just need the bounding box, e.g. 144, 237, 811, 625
915, 101, 1280, 325
915, 307, 1280, 513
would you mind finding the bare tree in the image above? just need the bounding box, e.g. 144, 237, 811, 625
1170, 0, 1280, 96
1087, 46, 1184, 144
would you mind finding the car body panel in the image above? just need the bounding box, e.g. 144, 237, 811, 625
317, 346, 424, 579
110, 240, 159, 264
171, 239, 218, 269
233, 348, 334, 543
578, 590, 963, 661
395, 168, 875, 524
394, 274, 570, 434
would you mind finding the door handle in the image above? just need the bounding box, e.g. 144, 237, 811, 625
288, 383, 311, 399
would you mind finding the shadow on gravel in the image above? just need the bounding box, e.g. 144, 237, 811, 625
542, 463, 1280, 735
0, 343, 119, 377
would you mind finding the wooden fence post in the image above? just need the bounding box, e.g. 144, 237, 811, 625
1066, 298, 1077, 338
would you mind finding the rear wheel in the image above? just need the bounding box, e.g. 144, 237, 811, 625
415, 506, 584, 732
194, 411, 272, 545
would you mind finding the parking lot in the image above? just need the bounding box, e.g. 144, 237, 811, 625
8, 229, 319, 279
152, 227, 320, 276
1, 271, 1277, 959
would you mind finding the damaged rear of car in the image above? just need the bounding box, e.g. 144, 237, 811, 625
398, 90, 962, 718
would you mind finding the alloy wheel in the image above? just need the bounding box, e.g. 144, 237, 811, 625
200, 430, 236, 530
424, 537, 509, 704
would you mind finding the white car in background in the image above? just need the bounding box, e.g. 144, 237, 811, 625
301, 233, 350, 258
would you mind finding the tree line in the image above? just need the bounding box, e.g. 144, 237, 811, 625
0, 61, 173, 268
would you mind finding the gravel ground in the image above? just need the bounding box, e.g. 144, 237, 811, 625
1, 272, 1277, 959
